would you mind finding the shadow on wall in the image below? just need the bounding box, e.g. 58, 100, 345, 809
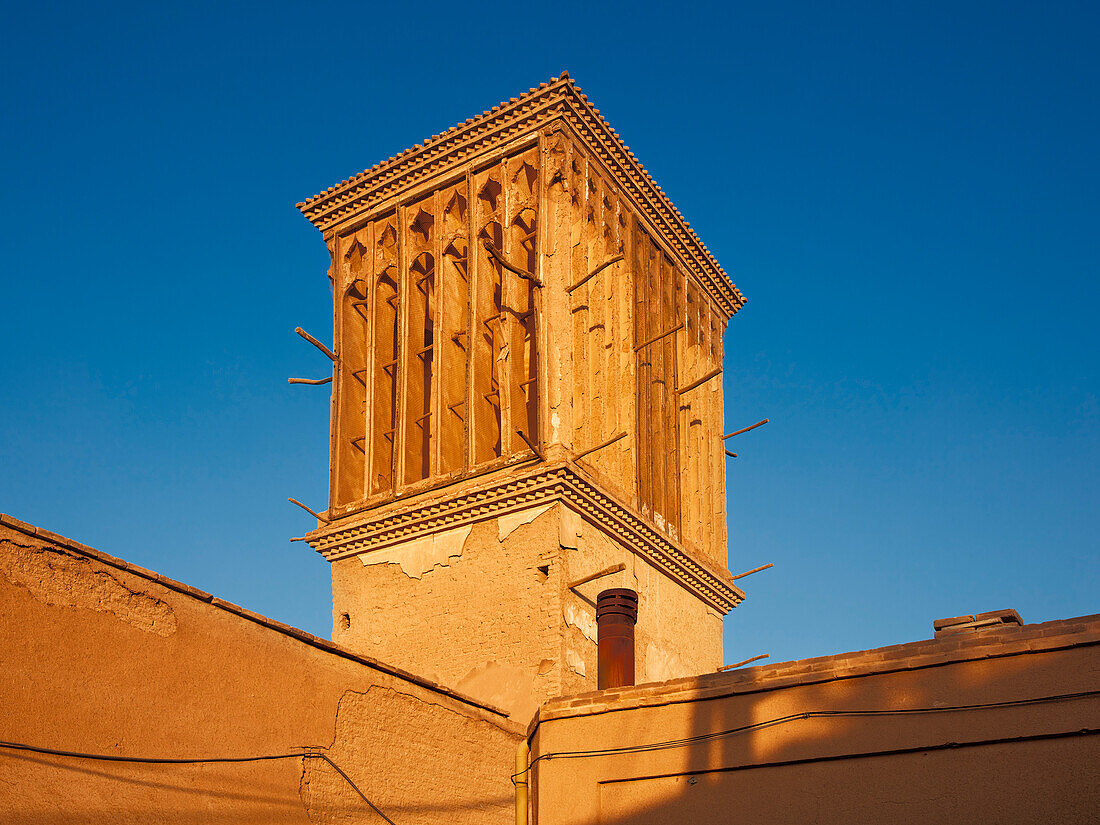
530, 617, 1100, 825
4, 745, 514, 825
2, 749, 309, 825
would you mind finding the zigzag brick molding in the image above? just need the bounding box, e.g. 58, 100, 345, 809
297, 74, 745, 319
305, 461, 745, 614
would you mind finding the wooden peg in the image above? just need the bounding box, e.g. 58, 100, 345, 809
295, 327, 336, 361
575, 431, 628, 460
483, 241, 543, 287
731, 563, 774, 581
677, 367, 722, 395
724, 419, 769, 440
515, 429, 543, 461
717, 654, 769, 672
567, 563, 627, 590
288, 497, 330, 523
634, 322, 684, 352
567, 253, 624, 294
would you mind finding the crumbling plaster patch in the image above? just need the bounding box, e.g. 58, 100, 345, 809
299, 685, 516, 825
357, 524, 472, 579
497, 504, 553, 543
645, 641, 691, 684
550, 410, 562, 442
0, 538, 177, 637
563, 601, 597, 644
558, 507, 583, 550
565, 646, 586, 678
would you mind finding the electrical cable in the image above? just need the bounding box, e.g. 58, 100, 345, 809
4, 688, 1096, 809
511, 689, 1100, 784
0, 742, 396, 825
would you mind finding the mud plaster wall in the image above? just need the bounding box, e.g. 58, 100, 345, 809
558, 507, 723, 698
331, 504, 563, 722
531, 621, 1100, 825
547, 131, 730, 575
0, 523, 520, 825
330, 503, 722, 723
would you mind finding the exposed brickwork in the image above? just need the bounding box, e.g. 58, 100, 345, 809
934, 608, 1024, 637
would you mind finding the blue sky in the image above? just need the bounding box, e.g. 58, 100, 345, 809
1, 1, 1097, 667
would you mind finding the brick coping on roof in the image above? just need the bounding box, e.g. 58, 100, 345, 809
0, 512, 518, 728
295, 72, 746, 319
533, 612, 1100, 729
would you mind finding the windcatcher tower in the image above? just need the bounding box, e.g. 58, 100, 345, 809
296, 74, 746, 720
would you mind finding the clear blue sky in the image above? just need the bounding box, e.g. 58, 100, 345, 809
2, 1, 1097, 667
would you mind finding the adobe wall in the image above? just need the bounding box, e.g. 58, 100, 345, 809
318, 117, 734, 580
330, 503, 723, 723
0, 515, 523, 825
331, 504, 565, 723
545, 131, 729, 571
528, 614, 1100, 825
558, 506, 723, 697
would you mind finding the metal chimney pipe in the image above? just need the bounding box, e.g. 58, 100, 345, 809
596, 588, 638, 689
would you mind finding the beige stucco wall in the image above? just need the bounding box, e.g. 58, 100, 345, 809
547, 133, 730, 572
528, 615, 1100, 825
332, 504, 565, 723
558, 506, 723, 697
331, 503, 723, 723
0, 517, 522, 824
317, 120, 736, 576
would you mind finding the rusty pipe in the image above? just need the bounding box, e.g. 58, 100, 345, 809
597, 588, 638, 690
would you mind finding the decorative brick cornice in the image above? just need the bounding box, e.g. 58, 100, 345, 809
296, 74, 745, 318
304, 462, 745, 614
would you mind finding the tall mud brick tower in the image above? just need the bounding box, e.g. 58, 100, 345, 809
296, 74, 747, 720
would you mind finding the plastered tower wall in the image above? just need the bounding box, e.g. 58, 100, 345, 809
329, 502, 725, 722
298, 75, 746, 719
552, 134, 730, 567
556, 507, 725, 696
330, 504, 566, 724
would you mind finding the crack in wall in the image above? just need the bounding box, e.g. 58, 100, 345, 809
0, 538, 178, 637
298, 685, 517, 824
